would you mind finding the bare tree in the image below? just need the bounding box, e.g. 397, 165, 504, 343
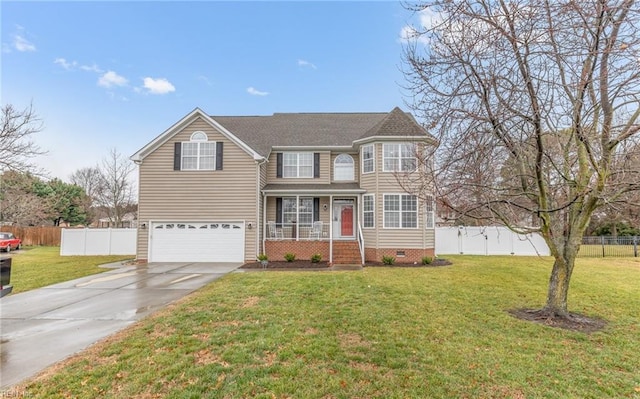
69, 166, 103, 224
0, 103, 46, 172
94, 148, 135, 226
402, 0, 640, 321
70, 167, 103, 199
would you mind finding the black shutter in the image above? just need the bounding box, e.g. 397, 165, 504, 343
276, 153, 283, 178
276, 198, 283, 225
313, 198, 320, 222
314, 153, 320, 178
173, 142, 181, 170
216, 142, 223, 170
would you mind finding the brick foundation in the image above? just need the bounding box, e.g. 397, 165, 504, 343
365, 248, 435, 264
265, 240, 330, 262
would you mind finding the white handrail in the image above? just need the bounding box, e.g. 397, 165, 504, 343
357, 221, 365, 265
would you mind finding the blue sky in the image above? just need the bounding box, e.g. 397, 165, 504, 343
2, 1, 420, 181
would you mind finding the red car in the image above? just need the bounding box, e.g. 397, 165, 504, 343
0, 232, 21, 252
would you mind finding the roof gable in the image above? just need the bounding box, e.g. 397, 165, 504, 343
130, 108, 262, 162
358, 107, 432, 140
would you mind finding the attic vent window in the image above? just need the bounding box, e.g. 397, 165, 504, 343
190, 131, 208, 141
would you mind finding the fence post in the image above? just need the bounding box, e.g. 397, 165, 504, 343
634, 236, 638, 258
601, 236, 605, 258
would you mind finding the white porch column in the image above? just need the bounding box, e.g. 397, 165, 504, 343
329, 195, 333, 263
262, 193, 267, 251
295, 195, 300, 241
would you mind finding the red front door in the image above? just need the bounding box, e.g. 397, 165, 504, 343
341, 206, 353, 236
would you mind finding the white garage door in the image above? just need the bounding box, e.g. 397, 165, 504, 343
150, 222, 245, 262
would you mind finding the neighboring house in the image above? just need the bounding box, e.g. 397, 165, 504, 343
97, 212, 138, 228
131, 107, 437, 264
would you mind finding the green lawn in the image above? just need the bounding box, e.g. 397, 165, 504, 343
17, 256, 640, 398
6, 246, 133, 294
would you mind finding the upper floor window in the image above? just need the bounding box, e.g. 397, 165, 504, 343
334, 154, 354, 181
277, 152, 320, 178
383, 143, 416, 172
362, 144, 374, 174
283, 152, 313, 178
181, 131, 216, 170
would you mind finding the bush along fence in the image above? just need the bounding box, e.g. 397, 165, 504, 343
579, 236, 639, 257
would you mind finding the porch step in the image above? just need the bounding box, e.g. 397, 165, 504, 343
332, 241, 362, 265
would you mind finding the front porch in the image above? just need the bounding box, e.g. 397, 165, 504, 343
261, 185, 365, 264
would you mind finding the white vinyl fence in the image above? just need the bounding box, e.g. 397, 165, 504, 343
60, 228, 137, 256
436, 226, 550, 256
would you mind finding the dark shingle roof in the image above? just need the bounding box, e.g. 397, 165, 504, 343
359, 107, 430, 139
213, 108, 432, 157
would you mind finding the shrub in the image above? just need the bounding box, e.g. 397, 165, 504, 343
310, 253, 322, 263
422, 256, 432, 265
382, 255, 395, 265
284, 253, 296, 262
257, 254, 268, 261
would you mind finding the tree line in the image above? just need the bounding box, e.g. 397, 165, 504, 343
0, 103, 135, 227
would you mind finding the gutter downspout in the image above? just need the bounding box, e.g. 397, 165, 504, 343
255, 157, 268, 260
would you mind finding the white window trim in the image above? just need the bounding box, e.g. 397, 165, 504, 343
334, 154, 355, 181
425, 195, 435, 229
283, 152, 314, 178
382, 143, 417, 173
361, 144, 375, 174
190, 131, 208, 141
363, 194, 375, 229
383, 193, 419, 229
181, 138, 216, 171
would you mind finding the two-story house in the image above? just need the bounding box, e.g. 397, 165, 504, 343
131, 107, 437, 265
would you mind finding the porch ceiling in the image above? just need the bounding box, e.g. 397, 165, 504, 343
262, 183, 365, 195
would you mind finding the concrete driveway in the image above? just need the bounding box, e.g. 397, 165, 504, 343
0, 262, 242, 388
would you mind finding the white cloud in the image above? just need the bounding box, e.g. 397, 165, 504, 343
142, 77, 175, 94
298, 59, 317, 69
98, 71, 128, 88
54, 58, 77, 70
197, 75, 213, 87
399, 8, 441, 44
80, 63, 103, 73
55, 58, 104, 73
14, 34, 36, 52
247, 86, 269, 96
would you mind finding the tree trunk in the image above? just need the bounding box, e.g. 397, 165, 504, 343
543, 253, 576, 317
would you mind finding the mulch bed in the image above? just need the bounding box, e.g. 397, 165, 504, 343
241, 260, 330, 269
365, 258, 453, 267
241, 258, 452, 269
508, 308, 608, 333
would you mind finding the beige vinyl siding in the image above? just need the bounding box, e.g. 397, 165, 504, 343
358, 142, 435, 250
266, 151, 331, 184
330, 152, 360, 183
137, 117, 258, 261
